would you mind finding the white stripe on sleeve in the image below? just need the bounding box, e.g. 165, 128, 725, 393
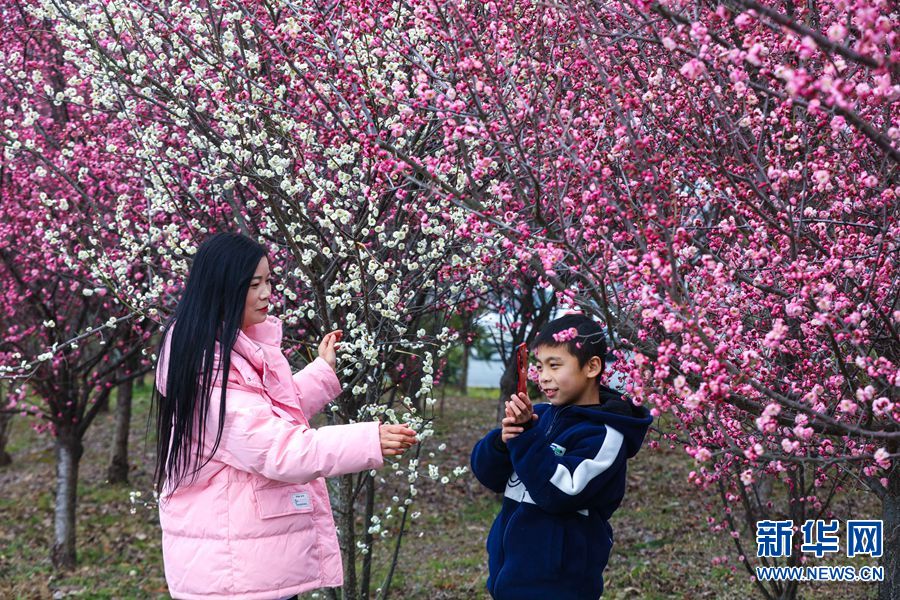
505, 471, 588, 516
549, 427, 624, 496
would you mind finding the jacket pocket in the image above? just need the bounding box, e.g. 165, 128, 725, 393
252, 480, 315, 520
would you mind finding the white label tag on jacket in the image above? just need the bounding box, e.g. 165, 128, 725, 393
291, 492, 311, 510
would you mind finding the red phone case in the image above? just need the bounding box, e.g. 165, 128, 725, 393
516, 343, 528, 396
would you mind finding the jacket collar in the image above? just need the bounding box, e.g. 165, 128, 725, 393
230, 316, 283, 383
239, 315, 283, 346
156, 316, 285, 394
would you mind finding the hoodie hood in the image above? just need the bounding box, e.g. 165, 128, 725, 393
547, 386, 653, 458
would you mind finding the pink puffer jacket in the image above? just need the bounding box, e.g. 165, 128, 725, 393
155, 316, 383, 599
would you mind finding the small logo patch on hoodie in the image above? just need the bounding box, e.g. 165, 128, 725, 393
291, 492, 311, 510
550, 443, 566, 456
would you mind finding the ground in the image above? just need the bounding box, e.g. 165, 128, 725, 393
0, 383, 883, 599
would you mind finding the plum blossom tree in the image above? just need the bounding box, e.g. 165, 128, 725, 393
0, 185, 152, 570
0, 2, 154, 569
20, 0, 897, 596
391, 1, 897, 597
30, 0, 517, 595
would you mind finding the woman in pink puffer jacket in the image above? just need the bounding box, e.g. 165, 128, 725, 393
153, 233, 417, 600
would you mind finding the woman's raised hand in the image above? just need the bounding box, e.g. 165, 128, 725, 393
317, 330, 343, 371
379, 424, 418, 457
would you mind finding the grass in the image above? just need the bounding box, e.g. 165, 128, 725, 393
0, 383, 884, 599
0, 382, 167, 599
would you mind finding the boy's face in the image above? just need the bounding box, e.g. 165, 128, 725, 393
533, 344, 603, 407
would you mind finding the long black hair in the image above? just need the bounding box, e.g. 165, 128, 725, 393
153, 232, 266, 493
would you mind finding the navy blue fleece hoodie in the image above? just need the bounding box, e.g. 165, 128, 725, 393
471, 387, 652, 600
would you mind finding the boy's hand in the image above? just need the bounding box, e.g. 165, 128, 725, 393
501, 392, 538, 442
501, 416, 527, 443
505, 392, 536, 426
317, 330, 343, 372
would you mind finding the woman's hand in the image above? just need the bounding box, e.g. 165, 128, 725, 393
317, 330, 342, 372
379, 423, 418, 457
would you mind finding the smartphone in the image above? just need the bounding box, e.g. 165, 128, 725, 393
515, 342, 528, 397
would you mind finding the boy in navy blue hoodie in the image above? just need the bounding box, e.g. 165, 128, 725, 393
471, 314, 652, 599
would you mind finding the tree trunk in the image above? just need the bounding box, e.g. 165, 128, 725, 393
337, 473, 359, 600
51, 429, 83, 570
879, 469, 899, 600
459, 343, 469, 395
0, 384, 11, 467
360, 475, 375, 600
106, 378, 133, 484
94, 392, 110, 413
496, 357, 517, 422
0, 412, 12, 467
402, 366, 424, 413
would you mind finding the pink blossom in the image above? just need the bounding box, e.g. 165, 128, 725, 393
872, 397, 893, 416
837, 399, 858, 415
827, 23, 847, 42
734, 13, 753, 29
552, 327, 579, 343
762, 319, 788, 349
873, 448, 891, 470
746, 43, 767, 66
798, 36, 818, 60
781, 438, 800, 454
784, 301, 804, 318
679, 58, 706, 80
